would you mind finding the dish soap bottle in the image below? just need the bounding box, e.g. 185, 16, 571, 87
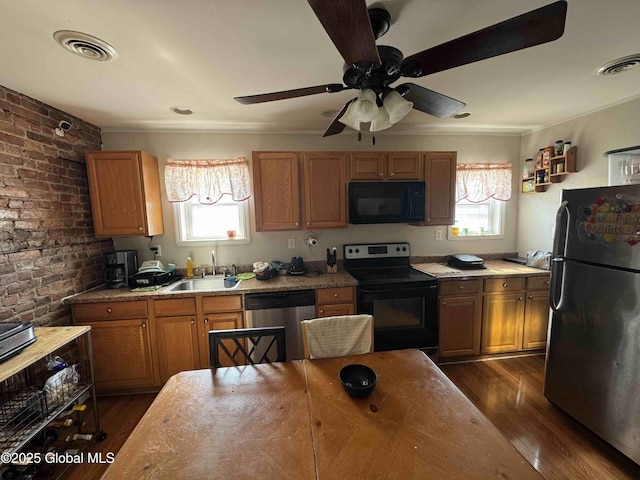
186, 257, 193, 278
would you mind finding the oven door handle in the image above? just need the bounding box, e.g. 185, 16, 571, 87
359, 284, 437, 295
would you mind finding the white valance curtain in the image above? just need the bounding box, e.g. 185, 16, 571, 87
456, 163, 512, 203
164, 157, 251, 204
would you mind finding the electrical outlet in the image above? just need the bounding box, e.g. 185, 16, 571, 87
288, 238, 295, 249
435, 228, 444, 241
150, 245, 162, 257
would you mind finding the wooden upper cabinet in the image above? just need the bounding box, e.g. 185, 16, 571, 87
423, 152, 456, 225
85, 151, 164, 237
350, 153, 385, 180
386, 152, 422, 180
349, 152, 421, 180
302, 152, 347, 228
253, 152, 300, 231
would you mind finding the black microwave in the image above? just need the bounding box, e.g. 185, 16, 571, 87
348, 181, 425, 224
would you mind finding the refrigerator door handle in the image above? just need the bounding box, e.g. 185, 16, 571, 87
552, 200, 570, 258
550, 257, 565, 312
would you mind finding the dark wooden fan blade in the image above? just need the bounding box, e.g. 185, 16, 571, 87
402, 1, 567, 77
307, 0, 380, 67
398, 83, 465, 118
322, 100, 352, 137
235, 84, 344, 105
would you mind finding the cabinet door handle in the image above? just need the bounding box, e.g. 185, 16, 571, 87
141, 322, 146, 328
307, 222, 310, 226
204, 318, 209, 324
319, 309, 324, 314
378, 172, 383, 177
518, 297, 524, 301
502, 283, 508, 288
458, 285, 465, 289
190, 319, 195, 324
442, 301, 447, 305
528, 295, 534, 300
138, 226, 143, 231
390, 172, 395, 176
106, 308, 112, 313
334, 293, 339, 297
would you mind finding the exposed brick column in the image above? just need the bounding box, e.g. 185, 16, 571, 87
0, 85, 113, 326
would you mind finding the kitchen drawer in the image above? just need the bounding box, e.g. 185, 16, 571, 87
316, 287, 355, 305
202, 295, 242, 313
154, 297, 197, 317
526, 275, 551, 291
484, 277, 526, 293
72, 300, 148, 321
439, 279, 483, 296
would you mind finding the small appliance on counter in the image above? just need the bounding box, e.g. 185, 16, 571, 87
128, 260, 176, 288
253, 261, 277, 281
448, 254, 486, 270
0, 321, 36, 363
288, 257, 305, 275
104, 250, 138, 288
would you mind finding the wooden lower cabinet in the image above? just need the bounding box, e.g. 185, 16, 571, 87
316, 287, 355, 317
72, 295, 244, 392
80, 319, 155, 392
199, 312, 244, 368
437, 274, 550, 359
438, 280, 483, 358
155, 315, 200, 384
522, 279, 551, 350
481, 292, 526, 354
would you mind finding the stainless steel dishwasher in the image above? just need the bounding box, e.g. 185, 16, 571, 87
244, 289, 316, 361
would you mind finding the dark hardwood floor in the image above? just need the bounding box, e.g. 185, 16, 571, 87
64, 393, 157, 480
440, 355, 640, 480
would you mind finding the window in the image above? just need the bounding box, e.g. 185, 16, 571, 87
451, 198, 505, 238
174, 195, 250, 245
450, 163, 511, 239
164, 156, 252, 245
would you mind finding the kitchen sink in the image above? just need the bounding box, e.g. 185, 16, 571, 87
164, 276, 242, 292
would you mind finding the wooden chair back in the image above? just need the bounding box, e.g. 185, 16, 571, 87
301, 315, 374, 359
209, 326, 286, 367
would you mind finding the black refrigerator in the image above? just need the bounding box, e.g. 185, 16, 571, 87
544, 184, 640, 464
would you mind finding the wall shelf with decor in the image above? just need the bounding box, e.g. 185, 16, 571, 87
533, 146, 577, 192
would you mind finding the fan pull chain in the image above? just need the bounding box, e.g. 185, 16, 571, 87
358, 131, 362, 142
372, 133, 376, 146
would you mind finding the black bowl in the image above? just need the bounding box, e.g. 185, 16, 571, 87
339, 364, 377, 398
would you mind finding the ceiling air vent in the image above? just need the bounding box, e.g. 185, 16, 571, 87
594, 54, 640, 76
53, 30, 119, 62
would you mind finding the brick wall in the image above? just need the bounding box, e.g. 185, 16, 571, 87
0, 85, 113, 326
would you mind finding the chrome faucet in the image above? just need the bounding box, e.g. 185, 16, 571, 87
211, 250, 216, 276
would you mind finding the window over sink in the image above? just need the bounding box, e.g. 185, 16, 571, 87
174, 195, 250, 245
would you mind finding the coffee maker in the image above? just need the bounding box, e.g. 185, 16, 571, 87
104, 250, 138, 288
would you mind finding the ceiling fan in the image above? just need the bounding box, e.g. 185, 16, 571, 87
234, 1, 568, 139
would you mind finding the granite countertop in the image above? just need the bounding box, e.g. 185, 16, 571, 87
412, 260, 550, 280
64, 270, 358, 304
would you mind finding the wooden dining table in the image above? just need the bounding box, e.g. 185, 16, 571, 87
101, 349, 542, 479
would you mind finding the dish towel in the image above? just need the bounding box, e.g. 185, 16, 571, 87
303, 314, 373, 359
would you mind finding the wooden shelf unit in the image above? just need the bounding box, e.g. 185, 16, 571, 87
532, 146, 577, 192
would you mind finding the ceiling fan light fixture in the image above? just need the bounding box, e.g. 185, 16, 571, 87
383, 90, 413, 124
352, 88, 378, 123
370, 106, 392, 132
452, 111, 472, 119
338, 101, 362, 131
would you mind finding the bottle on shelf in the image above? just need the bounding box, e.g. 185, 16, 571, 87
563, 141, 572, 155
554, 140, 564, 156
523, 158, 534, 179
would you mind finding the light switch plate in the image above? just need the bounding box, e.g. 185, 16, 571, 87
288, 238, 295, 249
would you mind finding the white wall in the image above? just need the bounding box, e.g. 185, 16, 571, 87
101, 131, 521, 269
517, 97, 640, 255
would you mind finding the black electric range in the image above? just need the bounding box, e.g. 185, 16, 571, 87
343, 242, 438, 352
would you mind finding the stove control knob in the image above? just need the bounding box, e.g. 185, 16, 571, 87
348, 249, 353, 254
355, 249, 360, 254
396, 247, 400, 252
402, 247, 407, 252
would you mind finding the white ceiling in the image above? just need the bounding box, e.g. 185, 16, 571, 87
1, 0, 639, 136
